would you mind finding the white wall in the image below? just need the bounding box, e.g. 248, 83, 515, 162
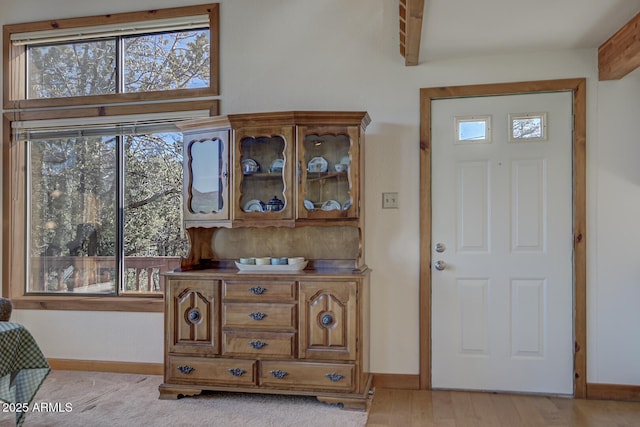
2, 0, 639, 385
590, 67, 640, 385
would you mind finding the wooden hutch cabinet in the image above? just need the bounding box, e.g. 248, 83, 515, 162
159, 111, 372, 410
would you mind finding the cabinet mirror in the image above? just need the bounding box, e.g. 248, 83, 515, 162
187, 137, 224, 214
183, 129, 229, 224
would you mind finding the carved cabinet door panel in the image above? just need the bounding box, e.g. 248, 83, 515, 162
167, 279, 221, 356
298, 281, 357, 361
297, 125, 361, 220
233, 126, 295, 222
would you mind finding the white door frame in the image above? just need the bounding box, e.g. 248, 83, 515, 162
419, 79, 587, 397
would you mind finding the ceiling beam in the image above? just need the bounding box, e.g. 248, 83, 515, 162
399, 0, 425, 66
598, 11, 640, 80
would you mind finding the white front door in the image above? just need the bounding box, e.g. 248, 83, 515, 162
431, 92, 574, 394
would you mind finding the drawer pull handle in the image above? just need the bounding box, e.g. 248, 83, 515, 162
248, 312, 268, 321
177, 365, 195, 375
249, 286, 267, 295
187, 308, 201, 323
325, 372, 345, 382
269, 369, 289, 379
249, 340, 268, 349
228, 368, 247, 377
321, 313, 334, 327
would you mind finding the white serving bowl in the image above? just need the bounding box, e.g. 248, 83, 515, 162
255, 257, 271, 265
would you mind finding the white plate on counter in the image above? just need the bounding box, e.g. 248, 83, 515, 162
235, 261, 308, 272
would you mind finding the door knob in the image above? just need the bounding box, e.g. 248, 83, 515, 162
434, 260, 446, 271
434, 243, 446, 253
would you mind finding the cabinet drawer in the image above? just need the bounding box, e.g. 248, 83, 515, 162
223, 280, 296, 301
223, 302, 296, 329
222, 331, 295, 358
167, 356, 256, 386
260, 361, 355, 391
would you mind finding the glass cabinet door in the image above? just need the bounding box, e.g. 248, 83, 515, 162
297, 126, 360, 219
183, 129, 229, 223
233, 126, 294, 221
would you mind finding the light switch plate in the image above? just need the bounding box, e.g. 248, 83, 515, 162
382, 192, 398, 209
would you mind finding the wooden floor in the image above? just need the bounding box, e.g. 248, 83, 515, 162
367, 388, 640, 426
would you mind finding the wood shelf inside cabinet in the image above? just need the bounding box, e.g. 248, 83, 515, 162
243, 172, 283, 179
306, 171, 348, 182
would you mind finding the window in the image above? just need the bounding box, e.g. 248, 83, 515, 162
5, 4, 219, 108
26, 122, 189, 296
455, 115, 492, 144
26, 29, 211, 98
509, 113, 548, 142
3, 4, 220, 311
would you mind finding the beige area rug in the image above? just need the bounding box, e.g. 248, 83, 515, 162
0, 370, 369, 427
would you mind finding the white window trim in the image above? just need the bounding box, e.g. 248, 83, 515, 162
11, 15, 210, 45
12, 110, 210, 141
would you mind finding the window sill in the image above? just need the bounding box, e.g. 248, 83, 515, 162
10, 295, 163, 312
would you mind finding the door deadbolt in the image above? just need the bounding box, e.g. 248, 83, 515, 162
434, 243, 446, 253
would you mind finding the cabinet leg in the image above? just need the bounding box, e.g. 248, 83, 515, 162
158, 384, 204, 400
316, 373, 373, 411
316, 395, 371, 411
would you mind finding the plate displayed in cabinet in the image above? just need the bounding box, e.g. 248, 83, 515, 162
242, 158, 259, 174
243, 199, 266, 212
303, 199, 315, 211
307, 157, 328, 173
269, 158, 284, 173
321, 200, 341, 211
342, 200, 352, 210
